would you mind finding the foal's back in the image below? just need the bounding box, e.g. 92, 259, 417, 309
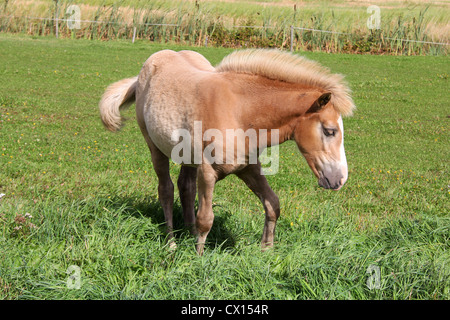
136, 50, 217, 159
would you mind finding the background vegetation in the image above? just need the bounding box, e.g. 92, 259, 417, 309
0, 34, 448, 299
0, 0, 448, 54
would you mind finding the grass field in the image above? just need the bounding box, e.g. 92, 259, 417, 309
0, 34, 449, 300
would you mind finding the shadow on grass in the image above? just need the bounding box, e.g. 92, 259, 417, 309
104, 195, 238, 251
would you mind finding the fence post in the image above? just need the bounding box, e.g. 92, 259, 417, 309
132, 26, 136, 43
55, 14, 59, 38
290, 25, 294, 52
55, 17, 58, 38
54, 0, 59, 38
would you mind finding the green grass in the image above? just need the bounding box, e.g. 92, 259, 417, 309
0, 34, 449, 299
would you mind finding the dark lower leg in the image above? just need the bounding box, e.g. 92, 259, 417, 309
177, 165, 197, 232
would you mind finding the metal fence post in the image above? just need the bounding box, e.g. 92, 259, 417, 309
290, 25, 294, 52
55, 17, 59, 38
54, 0, 59, 38
132, 26, 136, 43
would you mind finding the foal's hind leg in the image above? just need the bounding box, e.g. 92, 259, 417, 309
177, 165, 197, 233
144, 138, 175, 247
236, 163, 280, 250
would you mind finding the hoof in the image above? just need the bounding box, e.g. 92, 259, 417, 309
196, 242, 205, 256
261, 243, 274, 252
168, 240, 177, 251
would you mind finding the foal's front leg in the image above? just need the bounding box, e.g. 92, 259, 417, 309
236, 163, 280, 250
195, 164, 217, 255
177, 165, 197, 233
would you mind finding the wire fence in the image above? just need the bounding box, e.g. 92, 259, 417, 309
289, 26, 449, 52
1, 14, 448, 53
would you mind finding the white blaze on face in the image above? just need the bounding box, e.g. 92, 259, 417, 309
338, 116, 348, 186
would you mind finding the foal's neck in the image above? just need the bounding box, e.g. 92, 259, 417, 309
232, 74, 321, 146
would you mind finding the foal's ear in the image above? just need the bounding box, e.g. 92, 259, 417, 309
306, 92, 332, 114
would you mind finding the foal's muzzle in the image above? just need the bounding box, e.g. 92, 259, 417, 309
318, 165, 347, 191
318, 175, 344, 190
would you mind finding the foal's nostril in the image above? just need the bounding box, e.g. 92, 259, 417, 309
325, 177, 332, 189
318, 176, 331, 189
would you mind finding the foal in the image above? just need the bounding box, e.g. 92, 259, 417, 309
99, 49, 355, 255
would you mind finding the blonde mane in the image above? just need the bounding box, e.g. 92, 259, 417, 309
215, 49, 356, 116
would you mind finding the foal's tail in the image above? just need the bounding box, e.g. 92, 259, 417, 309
99, 76, 138, 132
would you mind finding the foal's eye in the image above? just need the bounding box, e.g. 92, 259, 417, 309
323, 128, 336, 137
